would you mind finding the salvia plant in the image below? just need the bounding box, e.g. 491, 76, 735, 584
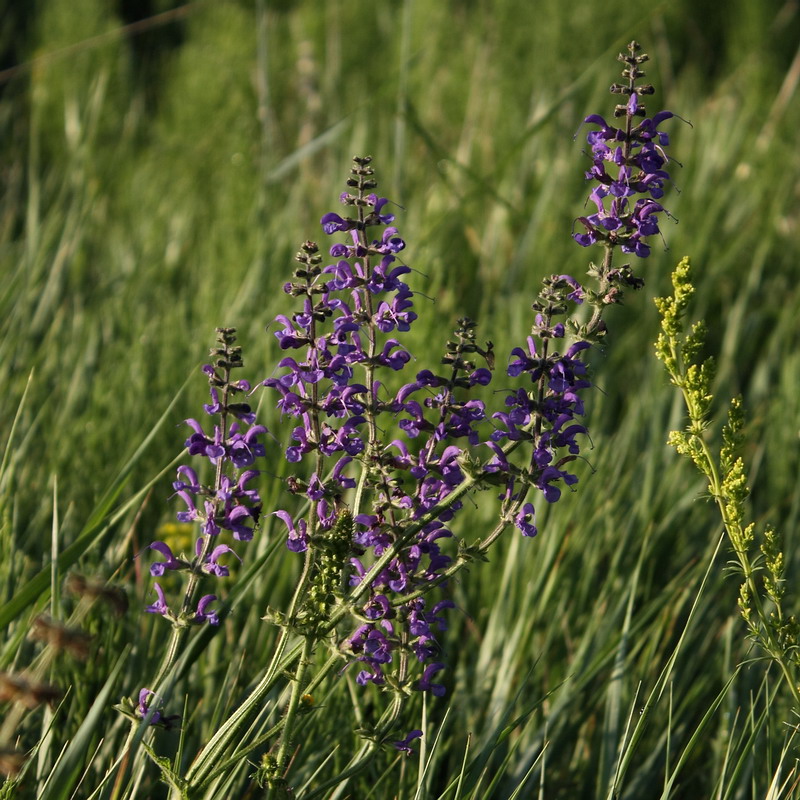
2, 39, 796, 800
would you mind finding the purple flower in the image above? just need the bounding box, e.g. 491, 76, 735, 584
392, 730, 422, 756
332, 457, 357, 489
137, 688, 163, 723
145, 583, 171, 617
364, 594, 392, 620
356, 667, 385, 687
223, 504, 258, 541
418, 662, 446, 696
320, 212, 353, 234
273, 315, 310, 350
364, 629, 393, 664
514, 503, 537, 537
137, 688, 180, 729
508, 337, 540, 378
175, 490, 200, 523
376, 339, 411, 370
229, 424, 267, 469
484, 441, 510, 473
274, 510, 309, 552
173, 465, 201, 493
200, 542, 242, 577
148, 542, 187, 577
193, 594, 220, 625
538, 465, 579, 503
574, 42, 681, 258
469, 368, 492, 386
184, 419, 225, 462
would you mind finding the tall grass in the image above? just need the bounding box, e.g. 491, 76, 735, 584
1, 0, 799, 797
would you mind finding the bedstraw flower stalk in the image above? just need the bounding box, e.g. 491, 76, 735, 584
655, 258, 800, 712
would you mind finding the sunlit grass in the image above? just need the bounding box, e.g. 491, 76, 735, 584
1, 0, 799, 797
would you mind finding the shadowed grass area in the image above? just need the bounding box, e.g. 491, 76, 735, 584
1, 0, 799, 797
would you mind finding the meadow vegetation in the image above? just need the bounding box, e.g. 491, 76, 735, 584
1, 1, 799, 797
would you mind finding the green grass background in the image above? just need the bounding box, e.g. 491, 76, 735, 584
1, 0, 799, 797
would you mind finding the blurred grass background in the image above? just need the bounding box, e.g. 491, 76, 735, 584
1, 0, 799, 797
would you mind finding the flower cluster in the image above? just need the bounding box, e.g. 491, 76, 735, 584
122, 42, 683, 790
477, 273, 592, 543
136, 328, 265, 721
574, 40, 679, 258
263, 157, 598, 697
265, 158, 471, 692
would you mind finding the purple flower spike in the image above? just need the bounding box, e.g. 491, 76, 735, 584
574, 41, 683, 258
265, 161, 539, 703
137, 326, 265, 734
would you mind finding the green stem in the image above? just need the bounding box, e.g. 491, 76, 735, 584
352, 187, 377, 522
184, 448, 484, 789
303, 696, 404, 800
195, 718, 286, 792
184, 638, 304, 785
273, 636, 314, 781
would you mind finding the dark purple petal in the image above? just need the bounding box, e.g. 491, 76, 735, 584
392, 730, 423, 756
194, 594, 220, 625
145, 583, 170, 616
